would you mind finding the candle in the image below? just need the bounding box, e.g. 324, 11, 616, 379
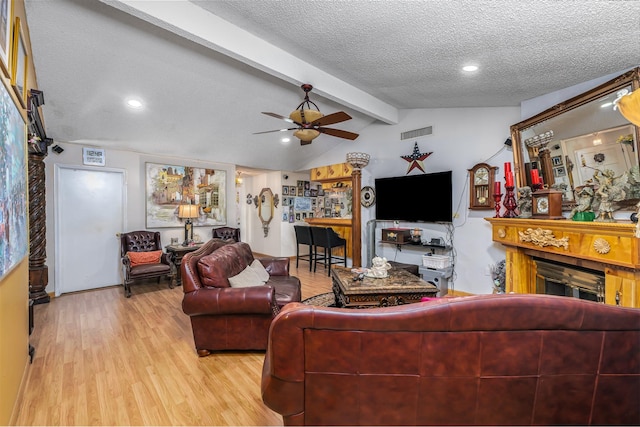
504, 162, 511, 173
505, 173, 513, 187
531, 169, 539, 184
494, 181, 501, 194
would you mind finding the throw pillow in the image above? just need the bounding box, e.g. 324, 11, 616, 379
250, 259, 270, 283
228, 265, 264, 288
128, 250, 162, 267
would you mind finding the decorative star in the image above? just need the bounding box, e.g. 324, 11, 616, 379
401, 142, 432, 174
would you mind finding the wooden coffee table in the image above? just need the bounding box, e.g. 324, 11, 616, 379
331, 266, 438, 308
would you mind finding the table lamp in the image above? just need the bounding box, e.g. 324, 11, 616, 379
178, 204, 199, 246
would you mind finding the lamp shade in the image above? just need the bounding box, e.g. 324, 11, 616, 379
615, 87, 640, 127
178, 204, 199, 219
346, 152, 370, 169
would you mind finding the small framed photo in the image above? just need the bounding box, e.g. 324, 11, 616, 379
553, 166, 566, 177
282, 186, 289, 196
10, 17, 27, 107
289, 186, 296, 195
551, 156, 563, 166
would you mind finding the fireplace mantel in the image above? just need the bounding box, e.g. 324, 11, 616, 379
486, 218, 639, 307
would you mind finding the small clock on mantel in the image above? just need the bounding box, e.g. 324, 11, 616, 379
532, 189, 564, 219
468, 163, 498, 210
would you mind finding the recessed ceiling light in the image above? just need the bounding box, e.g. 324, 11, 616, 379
462, 65, 478, 72
126, 98, 143, 109
281, 137, 291, 144
600, 102, 613, 108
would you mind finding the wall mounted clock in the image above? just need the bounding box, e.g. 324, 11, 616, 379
468, 163, 497, 210
361, 186, 375, 207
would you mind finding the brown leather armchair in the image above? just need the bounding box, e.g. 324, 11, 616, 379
212, 226, 241, 242
120, 230, 176, 298
181, 239, 301, 356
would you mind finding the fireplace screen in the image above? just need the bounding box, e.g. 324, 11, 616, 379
535, 259, 605, 303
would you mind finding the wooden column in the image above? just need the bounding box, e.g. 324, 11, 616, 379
351, 168, 362, 267
28, 151, 50, 304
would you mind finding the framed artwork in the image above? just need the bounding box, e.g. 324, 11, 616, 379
10, 16, 27, 107
145, 162, 226, 228
0, 0, 11, 77
553, 166, 566, 177
289, 186, 295, 195
0, 79, 27, 280
282, 185, 289, 195
551, 156, 562, 166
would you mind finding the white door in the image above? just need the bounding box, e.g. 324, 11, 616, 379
55, 166, 126, 295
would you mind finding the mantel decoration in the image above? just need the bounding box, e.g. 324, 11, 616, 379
401, 142, 432, 174
145, 163, 226, 228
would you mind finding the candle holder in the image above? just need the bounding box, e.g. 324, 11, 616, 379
493, 192, 503, 218
502, 186, 518, 218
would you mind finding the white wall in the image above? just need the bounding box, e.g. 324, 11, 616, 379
302, 106, 521, 295
43, 143, 237, 295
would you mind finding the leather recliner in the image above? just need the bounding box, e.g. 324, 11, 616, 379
181, 239, 301, 356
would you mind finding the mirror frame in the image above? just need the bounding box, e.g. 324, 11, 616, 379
258, 187, 274, 237
511, 67, 640, 207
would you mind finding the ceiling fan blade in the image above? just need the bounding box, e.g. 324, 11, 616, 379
300, 140, 313, 146
261, 112, 294, 123
253, 127, 297, 135
317, 127, 359, 140
311, 111, 352, 126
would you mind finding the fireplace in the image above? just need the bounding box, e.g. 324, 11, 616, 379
534, 259, 605, 303
486, 218, 639, 307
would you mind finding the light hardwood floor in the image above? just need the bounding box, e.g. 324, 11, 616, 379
14, 258, 332, 426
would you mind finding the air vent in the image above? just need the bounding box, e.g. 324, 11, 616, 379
401, 126, 432, 140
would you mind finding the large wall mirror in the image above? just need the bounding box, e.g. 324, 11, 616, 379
257, 187, 274, 237
511, 67, 640, 209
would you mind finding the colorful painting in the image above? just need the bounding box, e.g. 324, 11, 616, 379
146, 162, 226, 228
0, 80, 27, 280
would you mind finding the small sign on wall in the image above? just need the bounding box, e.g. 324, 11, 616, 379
83, 147, 105, 166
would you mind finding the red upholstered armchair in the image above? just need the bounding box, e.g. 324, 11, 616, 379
120, 230, 176, 298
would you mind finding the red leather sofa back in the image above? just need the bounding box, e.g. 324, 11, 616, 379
262, 294, 640, 426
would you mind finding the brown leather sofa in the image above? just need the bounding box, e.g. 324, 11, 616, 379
262, 294, 640, 426
181, 239, 301, 356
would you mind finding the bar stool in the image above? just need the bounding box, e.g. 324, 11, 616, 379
293, 225, 314, 271
311, 226, 347, 276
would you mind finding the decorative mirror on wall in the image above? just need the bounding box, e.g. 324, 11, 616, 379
257, 188, 274, 237
510, 67, 640, 210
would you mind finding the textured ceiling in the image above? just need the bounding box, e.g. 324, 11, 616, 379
24, 0, 640, 171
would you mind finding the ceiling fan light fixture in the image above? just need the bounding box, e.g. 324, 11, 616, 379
293, 129, 320, 141
289, 109, 323, 124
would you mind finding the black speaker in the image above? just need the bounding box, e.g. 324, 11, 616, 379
504, 138, 512, 146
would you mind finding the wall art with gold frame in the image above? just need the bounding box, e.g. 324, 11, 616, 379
145, 162, 227, 228
0, 79, 27, 281
0, 0, 12, 77
10, 16, 27, 108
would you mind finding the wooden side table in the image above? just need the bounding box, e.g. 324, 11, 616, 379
165, 243, 203, 285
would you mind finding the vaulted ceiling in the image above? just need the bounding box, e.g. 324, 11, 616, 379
24, 0, 640, 171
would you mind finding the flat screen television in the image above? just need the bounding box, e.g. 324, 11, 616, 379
374, 171, 453, 223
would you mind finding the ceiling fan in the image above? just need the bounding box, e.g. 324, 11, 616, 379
255, 84, 359, 145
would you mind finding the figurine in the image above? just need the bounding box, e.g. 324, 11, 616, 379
369, 256, 391, 278
569, 186, 595, 221
516, 186, 532, 218
592, 169, 629, 222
